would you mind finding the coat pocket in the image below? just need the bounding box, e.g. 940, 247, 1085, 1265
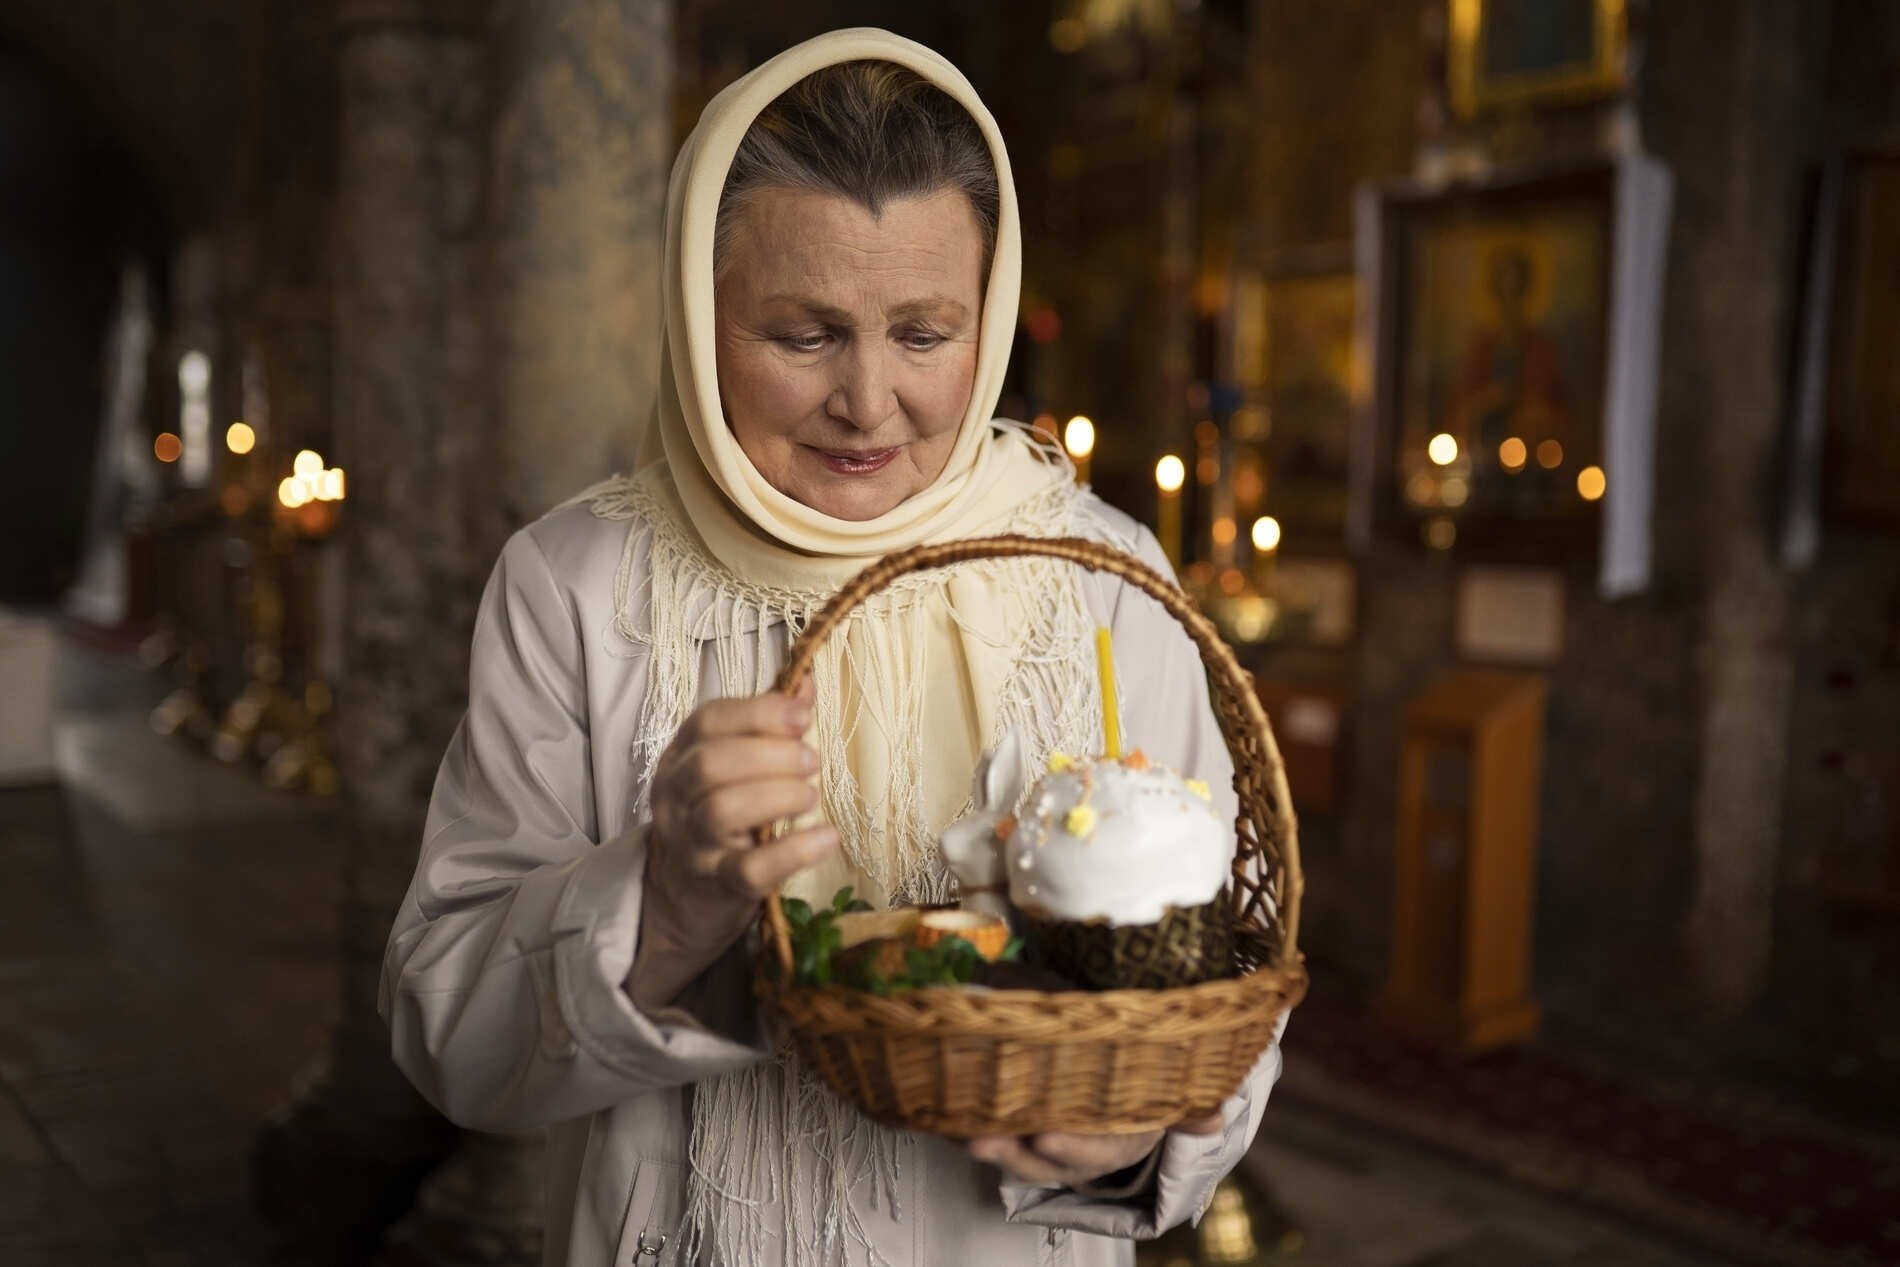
614, 1158, 685, 1265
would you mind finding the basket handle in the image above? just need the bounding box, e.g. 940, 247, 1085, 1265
755, 534, 1303, 986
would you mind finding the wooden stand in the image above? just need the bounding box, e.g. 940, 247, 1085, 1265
1378, 670, 1546, 1053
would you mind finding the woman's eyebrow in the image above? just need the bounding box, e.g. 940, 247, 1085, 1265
887, 298, 969, 323
760, 295, 855, 323
758, 296, 970, 325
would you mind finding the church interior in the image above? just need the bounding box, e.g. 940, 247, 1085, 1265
2, 1, 1898, 1264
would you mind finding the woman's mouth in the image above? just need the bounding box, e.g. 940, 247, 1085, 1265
807, 445, 901, 475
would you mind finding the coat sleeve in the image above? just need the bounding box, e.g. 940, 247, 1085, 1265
378, 527, 767, 1135
999, 519, 1288, 1238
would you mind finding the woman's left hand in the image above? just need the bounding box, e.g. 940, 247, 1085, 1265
966, 1110, 1223, 1188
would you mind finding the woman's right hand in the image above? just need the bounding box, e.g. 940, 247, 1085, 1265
629, 678, 839, 1011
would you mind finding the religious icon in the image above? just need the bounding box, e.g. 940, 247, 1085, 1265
1447, 0, 1630, 119
1359, 161, 1657, 564
1443, 247, 1578, 460
1395, 180, 1609, 534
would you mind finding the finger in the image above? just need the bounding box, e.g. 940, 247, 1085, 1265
676, 737, 818, 801
967, 1136, 1072, 1187
1170, 1110, 1225, 1136
678, 692, 813, 745
1028, 1130, 1160, 1173
700, 779, 820, 840
714, 824, 838, 898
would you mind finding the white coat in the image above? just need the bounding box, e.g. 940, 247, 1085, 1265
380, 494, 1283, 1266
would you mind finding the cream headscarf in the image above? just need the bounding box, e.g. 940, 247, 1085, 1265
616, 27, 1102, 912
583, 27, 1105, 1267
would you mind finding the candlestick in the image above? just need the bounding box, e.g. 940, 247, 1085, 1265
1095, 626, 1122, 759
1155, 453, 1185, 570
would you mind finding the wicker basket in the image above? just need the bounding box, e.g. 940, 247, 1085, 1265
756, 535, 1307, 1137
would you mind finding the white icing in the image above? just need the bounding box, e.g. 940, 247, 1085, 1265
1004, 757, 1229, 926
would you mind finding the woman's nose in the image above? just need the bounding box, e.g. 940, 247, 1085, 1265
827, 344, 898, 432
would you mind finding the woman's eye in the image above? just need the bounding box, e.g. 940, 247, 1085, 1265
780, 331, 830, 353
899, 331, 945, 351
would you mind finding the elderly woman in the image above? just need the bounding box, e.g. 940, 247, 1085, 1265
382, 27, 1283, 1267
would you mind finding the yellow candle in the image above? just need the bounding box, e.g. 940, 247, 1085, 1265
1155, 454, 1185, 569
1250, 515, 1281, 590
1095, 626, 1121, 760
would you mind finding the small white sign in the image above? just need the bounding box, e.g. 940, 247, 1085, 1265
1456, 566, 1566, 666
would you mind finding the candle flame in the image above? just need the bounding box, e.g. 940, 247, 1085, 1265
1155, 454, 1186, 492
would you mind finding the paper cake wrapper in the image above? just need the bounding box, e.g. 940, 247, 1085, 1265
1022, 893, 1235, 991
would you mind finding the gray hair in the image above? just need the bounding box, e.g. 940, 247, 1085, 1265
714, 60, 1000, 280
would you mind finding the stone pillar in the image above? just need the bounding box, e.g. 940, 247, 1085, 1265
379, 5, 674, 1260
487, 0, 672, 523
257, 0, 674, 1260
1644, 0, 1814, 1017
253, 1, 485, 1255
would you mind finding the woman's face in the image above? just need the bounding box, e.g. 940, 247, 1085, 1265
714, 187, 986, 522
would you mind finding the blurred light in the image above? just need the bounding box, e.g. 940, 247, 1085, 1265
154, 432, 182, 463
278, 476, 308, 509
1499, 436, 1528, 471
1537, 439, 1565, 469
1405, 471, 1437, 506
319, 468, 346, 502
1218, 567, 1246, 596
1428, 433, 1459, 466
1049, 17, 1086, 52
1194, 420, 1219, 448
1231, 406, 1269, 440
1440, 475, 1469, 507
1025, 307, 1062, 343
178, 352, 211, 488
1212, 516, 1237, 546
1251, 516, 1282, 552
178, 350, 210, 395
1577, 465, 1607, 501
1196, 455, 1219, 485
293, 449, 324, 479
1232, 463, 1265, 507
1198, 1182, 1260, 1262
1225, 595, 1278, 644
226, 421, 255, 455
1063, 416, 1096, 459
1155, 454, 1186, 492
1424, 516, 1457, 550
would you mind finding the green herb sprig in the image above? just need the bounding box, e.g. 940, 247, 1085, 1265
785, 887, 1024, 993
781, 886, 872, 987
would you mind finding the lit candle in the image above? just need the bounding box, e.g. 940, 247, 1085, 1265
1155, 454, 1186, 569
1250, 515, 1281, 590
1094, 627, 1121, 760
1064, 415, 1095, 485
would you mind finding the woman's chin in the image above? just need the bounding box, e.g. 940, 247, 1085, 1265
782, 475, 915, 522
805, 488, 908, 521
